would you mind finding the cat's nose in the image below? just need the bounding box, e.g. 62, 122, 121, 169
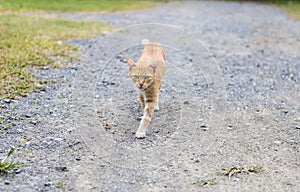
139, 83, 144, 88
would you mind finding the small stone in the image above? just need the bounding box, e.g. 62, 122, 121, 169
30, 120, 38, 125
273, 140, 281, 144
116, 54, 123, 59
295, 125, 300, 130
4, 99, 11, 104
200, 125, 208, 130
101, 31, 109, 36
15, 169, 22, 174
25, 113, 32, 118
183, 101, 189, 105
75, 157, 81, 161
4, 180, 10, 185
41, 66, 49, 70
104, 124, 112, 129
44, 182, 52, 187
55, 166, 68, 172
233, 177, 240, 182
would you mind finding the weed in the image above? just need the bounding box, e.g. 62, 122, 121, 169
32, 99, 41, 104
199, 178, 217, 187
0, 125, 12, 130
221, 166, 263, 178
0, 137, 31, 174
54, 181, 64, 188
0, 147, 23, 174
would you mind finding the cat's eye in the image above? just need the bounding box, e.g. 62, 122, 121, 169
132, 75, 139, 79
144, 76, 152, 80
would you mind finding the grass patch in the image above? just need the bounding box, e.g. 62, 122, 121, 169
0, 124, 12, 131
0, 146, 23, 174
0, 0, 154, 13
0, 14, 111, 99
0, 137, 32, 174
278, 1, 300, 21
54, 181, 64, 188
223, 0, 300, 21
197, 178, 217, 187
221, 165, 263, 178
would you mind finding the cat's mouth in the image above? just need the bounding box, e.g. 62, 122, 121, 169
138, 85, 145, 89
137, 84, 147, 90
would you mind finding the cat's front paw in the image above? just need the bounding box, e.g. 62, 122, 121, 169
135, 132, 146, 139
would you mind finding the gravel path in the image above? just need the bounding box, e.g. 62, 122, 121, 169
1, 1, 299, 191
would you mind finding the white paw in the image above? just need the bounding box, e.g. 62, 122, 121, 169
135, 132, 146, 138
155, 105, 159, 111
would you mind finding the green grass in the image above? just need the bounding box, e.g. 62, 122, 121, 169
223, 0, 300, 21
0, 0, 158, 99
0, 14, 112, 99
0, 0, 153, 13
199, 178, 217, 187
0, 146, 23, 174
54, 181, 64, 188
279, 1, 300, 21
221, 166, 263, 178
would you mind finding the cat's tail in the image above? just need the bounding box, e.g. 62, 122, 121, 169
141, 39, 150, 45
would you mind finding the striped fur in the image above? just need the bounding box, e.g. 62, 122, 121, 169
127, 41, 166, 138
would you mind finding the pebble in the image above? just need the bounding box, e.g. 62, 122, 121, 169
44, 182, 52, 187
25, 113, 32, 118
4, 99, 11, 104
55, 166, 68, 172
15, 169, 22, 174
4, 180, 10, 185
30, 120, 38, 125
183, 101, 190, 105
273, 140, 281, 144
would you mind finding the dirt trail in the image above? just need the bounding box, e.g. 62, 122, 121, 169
1, 1, 299, 191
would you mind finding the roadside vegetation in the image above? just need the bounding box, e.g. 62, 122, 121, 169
274, 1, 300, 20
226, 0, 300, 20
0, 15, 112, 99
0, 0, 153, 13
0, 0, 155, 100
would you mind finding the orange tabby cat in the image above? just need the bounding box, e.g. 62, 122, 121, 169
127, 40, 166, 138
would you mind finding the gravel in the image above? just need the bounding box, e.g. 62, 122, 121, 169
1, 1, 300, 191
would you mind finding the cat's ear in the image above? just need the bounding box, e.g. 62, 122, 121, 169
127, 58, 136, 68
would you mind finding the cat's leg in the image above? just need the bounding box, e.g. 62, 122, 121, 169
136, 101, 155, 138
139, 93, 145, 110
155, 93, 159, 111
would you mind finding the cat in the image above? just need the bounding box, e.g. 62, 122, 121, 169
127, 40, 166, 138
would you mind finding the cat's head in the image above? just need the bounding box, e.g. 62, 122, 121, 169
127, 58, 155, 90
